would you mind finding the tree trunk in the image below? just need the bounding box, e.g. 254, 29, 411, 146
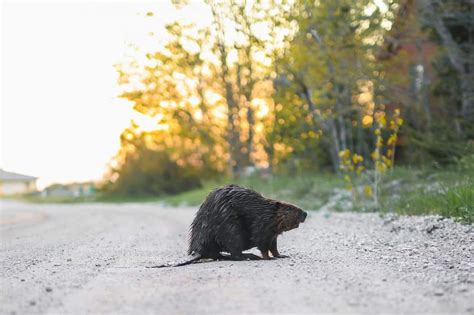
210, 3, 243, 178
419, 0, 474, 128
220, 52, 243, 178
296, 75, 341, 172
460, 73, 474, 125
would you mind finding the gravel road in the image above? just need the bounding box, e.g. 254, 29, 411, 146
1, 200, 473, 314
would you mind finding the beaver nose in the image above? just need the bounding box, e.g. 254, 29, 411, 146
300, 211, 307, 222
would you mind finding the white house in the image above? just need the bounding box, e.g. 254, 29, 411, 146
0, 169, 38, 196
42, 182, 96, 198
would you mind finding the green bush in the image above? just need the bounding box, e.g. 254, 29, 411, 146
104, 144, 202, 197
393, 178, 473, 224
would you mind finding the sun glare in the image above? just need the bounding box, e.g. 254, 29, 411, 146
1, 1, 209, 189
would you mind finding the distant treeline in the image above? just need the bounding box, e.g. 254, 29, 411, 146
104, 0, 474, 196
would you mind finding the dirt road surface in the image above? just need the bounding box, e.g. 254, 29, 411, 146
1, 200, 473, 314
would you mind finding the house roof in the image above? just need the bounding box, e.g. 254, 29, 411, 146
0, 169, 37, 182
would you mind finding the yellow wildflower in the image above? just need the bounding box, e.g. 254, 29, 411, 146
387, 134, 397, 146
364, 185, 373, 197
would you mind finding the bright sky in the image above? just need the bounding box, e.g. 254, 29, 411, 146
1, 0, 210, 189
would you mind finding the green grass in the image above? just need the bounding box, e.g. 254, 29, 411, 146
377, 161, 474, 224
153, 173, 343, 210
233, 173, 342, 210
159, 182, 221, 206
8, 173, 341, 211
389, 178, 474, 224
6, 194, 95, 204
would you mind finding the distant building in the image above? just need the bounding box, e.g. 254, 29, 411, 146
0, 169, 38, 196
42, 182, 96, 198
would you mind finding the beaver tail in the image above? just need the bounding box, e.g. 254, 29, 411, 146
146, 253, 202, 268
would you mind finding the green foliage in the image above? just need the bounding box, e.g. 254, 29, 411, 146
111, 1, 295, 188
107, 0, 473, 205
156, 173, 342, 210
115, 22, 226, 174
375, 161, 474, 224
394, 182, 474, 224
456, 154, 474, 171
382, 0, 474, 161
12, 195, 93, 204
104, 128, 202, 196
408, 131, 471, 165
108, 152, 201, 196
271, 0, 399, 172
160, 183, 217, 206
105, 162, 474, 224
23, 163, 474, 225
339, 109, 403, 209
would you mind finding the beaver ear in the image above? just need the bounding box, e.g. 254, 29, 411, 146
274, 201, 281, 209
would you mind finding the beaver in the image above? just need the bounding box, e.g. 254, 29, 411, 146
149, 184, 307, 267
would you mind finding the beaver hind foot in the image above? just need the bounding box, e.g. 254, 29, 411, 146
218, 253, 262, 261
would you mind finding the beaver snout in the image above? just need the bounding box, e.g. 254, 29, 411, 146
299, 211, 307, 223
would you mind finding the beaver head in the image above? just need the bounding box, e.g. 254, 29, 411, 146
275, 201, 307, 233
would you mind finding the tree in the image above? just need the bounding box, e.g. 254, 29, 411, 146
271, 0, 398, 171
120, 23, 227, 169
419, 0, 474, 134
110, 0, 292, 194
206, 0, 290, 176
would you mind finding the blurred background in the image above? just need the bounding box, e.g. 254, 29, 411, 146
1, 0, 473, 222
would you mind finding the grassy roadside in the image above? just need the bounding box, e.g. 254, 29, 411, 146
8, 173, 341, 210
380, 165, 474, 224
156, 162, 474, 224
8, 161, 473, 224
102, 173, 342, 210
